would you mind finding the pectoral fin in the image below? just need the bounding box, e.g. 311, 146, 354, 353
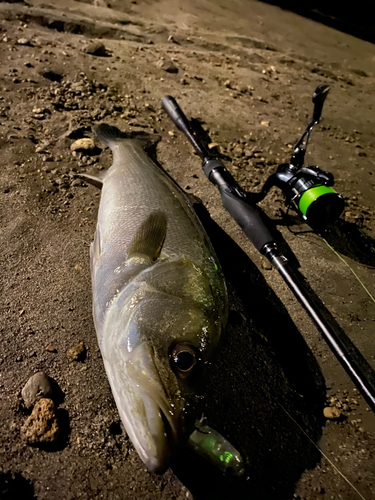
75, 171, 107, 190
90, 223, 102, 263
128, 211, 167, 261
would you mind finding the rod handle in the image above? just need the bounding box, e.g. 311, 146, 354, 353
219, 183, 276, 252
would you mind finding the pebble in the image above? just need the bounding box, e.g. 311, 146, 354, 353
323, 406, 342, 420
21, 371, 53, 409
67, 341, 86, 361
82, 42, 108, 57
262, 259, 272, 270
156, 59, 178, 73
21, 398, 59, 444
45, 345, 57, 353
70, 138, 95, 152
17, 38, 32, 46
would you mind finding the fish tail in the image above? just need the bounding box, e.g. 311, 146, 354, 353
94, 123, 161, 151
94, 124, 127, 147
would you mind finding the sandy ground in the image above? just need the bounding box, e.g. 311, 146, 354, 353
1, 0, 375, 499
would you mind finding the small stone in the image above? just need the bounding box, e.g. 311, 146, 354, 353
45, 345, 57, 353
74, 264, 83, 271
261, 120, 270, 126
70, 138, 95, 152
21, 398, 59, 444
167, 35, 179, 44
262, 259, 272, 270
156, 59, 178, 73
67, 341, 86, 361
32, 108, 43, 114
17, 38, 32, 46
224, 79, 231, 88
144, 103, 155, 112
21, 372, 53, 409
323, 406, 342, 420
82, 42, 108, 57
351, 68, 368, 77
208, 143, 219, 149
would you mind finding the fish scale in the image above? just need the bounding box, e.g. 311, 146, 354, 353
97, 141, 204, 260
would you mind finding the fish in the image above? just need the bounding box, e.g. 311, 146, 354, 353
86, 124, 228, 473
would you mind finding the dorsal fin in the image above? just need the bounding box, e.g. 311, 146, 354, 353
128, 212, 167, 261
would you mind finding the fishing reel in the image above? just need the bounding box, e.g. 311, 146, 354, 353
253, 85, 345, 230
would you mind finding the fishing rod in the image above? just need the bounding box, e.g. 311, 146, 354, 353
161, 87, 375, 413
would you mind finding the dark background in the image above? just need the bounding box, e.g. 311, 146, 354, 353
260, 1, 375, 43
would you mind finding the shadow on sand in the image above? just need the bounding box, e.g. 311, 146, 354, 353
278, 212, 375, 268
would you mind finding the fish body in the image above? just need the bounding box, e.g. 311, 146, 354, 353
89, 124, 228, 472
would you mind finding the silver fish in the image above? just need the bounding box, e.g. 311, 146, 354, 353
87, 124, 227, 473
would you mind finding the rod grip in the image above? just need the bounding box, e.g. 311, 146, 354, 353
219, 184, 275, 252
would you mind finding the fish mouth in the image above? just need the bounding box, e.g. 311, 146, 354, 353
126, 344, 180, 473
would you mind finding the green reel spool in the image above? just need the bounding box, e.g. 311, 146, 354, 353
298, 185, 345, 229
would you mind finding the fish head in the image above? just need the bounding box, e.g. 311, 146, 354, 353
102, 259, 227, 473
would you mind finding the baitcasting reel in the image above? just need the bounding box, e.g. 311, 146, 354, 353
252, 85, 345, 230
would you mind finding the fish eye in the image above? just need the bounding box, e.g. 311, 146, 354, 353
170, 343, 199, 375
175, 351, 195, 371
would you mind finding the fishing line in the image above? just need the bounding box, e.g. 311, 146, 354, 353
267, 392, 367, 500
285, 202, 315, 235
323, 238, 375, 304
284, 202, 375, 304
